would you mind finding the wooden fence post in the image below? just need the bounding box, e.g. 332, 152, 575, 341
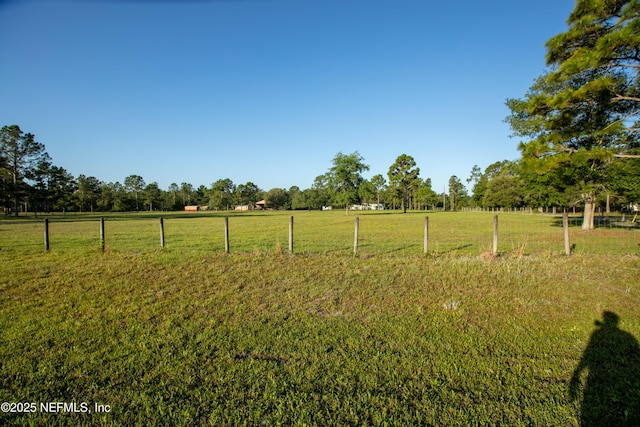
159, 217, 165, 248
44, 218, 50, 252
492, 214, 498, 256
289, 215, 294, 254
100, 217, 105, 252
424, 216, 429, 254
353, 216, 359, 255
563, 210, 571, 256
224, 217, 230, 254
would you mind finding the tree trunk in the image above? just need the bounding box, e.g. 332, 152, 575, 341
582, 194, 596, 231
402, 188, 407, 213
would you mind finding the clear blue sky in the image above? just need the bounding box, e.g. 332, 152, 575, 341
1, 0, 575, 194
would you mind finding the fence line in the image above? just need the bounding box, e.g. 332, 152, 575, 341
13, 212, 640, 256
0, 212, 637, 256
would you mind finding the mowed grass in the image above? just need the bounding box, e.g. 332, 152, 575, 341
0, 211, 639, 425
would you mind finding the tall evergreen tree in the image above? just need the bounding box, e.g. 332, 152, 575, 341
0, 125, 49, 216
388, 154, 420, 213
506, 0, 640, 229
124, 175, 145, 211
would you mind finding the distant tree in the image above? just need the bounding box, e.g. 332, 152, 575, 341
370, 174, 387, 207
358, 180, 376, 205
96, 182, 124, 211
265, 188, 289, 210
327, 151, 369, 215
291, 189, 310, 210
0, 125, 49, 216
143, 182, 162, 211
287, 186, 300, 209
195, 185, 209, 206
467, 165, 486, 207
180, 182, 194, 206
235, 182, 262, 206
448, 176, 467, 211
306, 184, 332, 210
167, 183, 180, 210
0, 149, 8, 214
124, 175, 145, 211
30, 154, 53, 213
415, 178, 439, 210
76, 175, 102, 212
48, 166, 76, 212
468, 161, 517, 208
483, 173, 524, 209
209, 179, 235, 210
608, 156, 640, 210
311, 173, 333, 207
388, 154, 420, 213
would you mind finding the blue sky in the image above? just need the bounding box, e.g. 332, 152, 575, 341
1, 0, 575, 194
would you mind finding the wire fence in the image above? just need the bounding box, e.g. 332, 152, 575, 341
1, 211, 639, 257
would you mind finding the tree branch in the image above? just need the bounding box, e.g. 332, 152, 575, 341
614, 153, 640, 158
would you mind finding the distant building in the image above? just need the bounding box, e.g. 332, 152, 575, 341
184, 205, 209, 212
350, 203, 384, 211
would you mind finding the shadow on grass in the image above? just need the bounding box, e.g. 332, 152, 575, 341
436, 243, 473, 255
570, 311, 640, 426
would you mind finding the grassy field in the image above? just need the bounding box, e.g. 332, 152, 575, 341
1, 209, 639, 256
0, 211, 639, 425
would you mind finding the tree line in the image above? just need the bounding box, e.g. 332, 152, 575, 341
3, 1, 639, 222
1, 123, 638, 218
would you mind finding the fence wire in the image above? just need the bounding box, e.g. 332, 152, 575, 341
1, 211, 638, 257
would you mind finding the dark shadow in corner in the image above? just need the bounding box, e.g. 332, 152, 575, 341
570, 311, 640, 426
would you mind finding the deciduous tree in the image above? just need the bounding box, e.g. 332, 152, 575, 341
209, 178, 235, 210
264, 188, 289, 210
327, 151, 369, 215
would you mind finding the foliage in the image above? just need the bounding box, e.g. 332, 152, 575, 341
326, 151, 369, 213
142, 182, 163, 211
505, 0, 640, 229
414, 178, 439, 210
483, 174, 523, 209
124, 175, 146, 211
388, 154, 420, 213
209, 178, 235, 210
235, 182, 262, 207
447, 176, 467, 211
0, 125, 49, 216
369, 174, 387, 207
76, 175, 102, 212
264, 188, 290, 210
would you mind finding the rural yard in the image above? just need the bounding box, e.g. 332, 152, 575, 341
1, 211, 638, 425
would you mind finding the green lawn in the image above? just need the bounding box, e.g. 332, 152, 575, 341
0, 211, 639, 425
